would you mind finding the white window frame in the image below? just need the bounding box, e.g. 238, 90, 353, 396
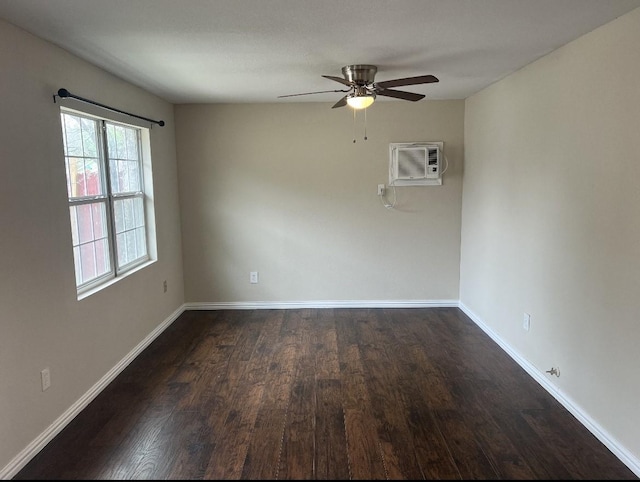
60, 107, 154, 297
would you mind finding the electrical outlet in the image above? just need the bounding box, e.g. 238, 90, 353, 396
163, 280, 167, 293
250, 271, 259, 284
41, 368, 51, 391
523, 313, 531, 331
377, 184, 385, 196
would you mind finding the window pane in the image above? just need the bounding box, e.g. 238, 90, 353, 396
115, 160, 138, 193
67, 157, 86, 197
113, 198, 124, 233
106, 124, 117, 159
80, 117, 98, 158
127, 160, 141, 192
114, 197, 147, 270
63, 114, 83, 156
95, 238, 110, 275
125, 128, 138, 160
64, 157, 72, 197
91, 202, 107, 238
124, 199, 136, 230
125, 230, 136, 260
109, 158, 120, 193
76, 204, 94, 244
117, 160, 130, 193
61, 113, 104, 199
79, 243, 97, 282
123, 198, 134, 231
114, 198, 145, 233
106, 122, 140, 195
73, 246, 82, 286
69, 206, 79, 245
112, 125, 127, 159
116, 232, 128, 267
83, 158, 102, 196
69, 201, 111, 287
77, 239, 111, 286
133, 197, 145, 227
135, 227, 147, 258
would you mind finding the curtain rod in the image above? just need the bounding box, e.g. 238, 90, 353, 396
53, 88, 165, 127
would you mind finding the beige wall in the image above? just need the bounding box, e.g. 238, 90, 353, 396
175, 101, 464, 305
461, 7, 640, 469
0, 19, 185, 475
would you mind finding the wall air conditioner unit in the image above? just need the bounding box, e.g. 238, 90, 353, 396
389, 142, 443, 186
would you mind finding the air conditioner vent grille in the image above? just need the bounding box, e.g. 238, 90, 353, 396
397, 148, 427, 179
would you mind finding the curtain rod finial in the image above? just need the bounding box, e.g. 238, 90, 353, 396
57, 88, 70, 98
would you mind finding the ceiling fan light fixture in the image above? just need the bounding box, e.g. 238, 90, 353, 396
347, 92, 375, 110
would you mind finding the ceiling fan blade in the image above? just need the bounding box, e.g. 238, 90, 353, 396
278, 89, 349, 98
322, 75, 352, 87
332, 96, 348, 109
376, 89, 426, 102
375, 74, 439, 89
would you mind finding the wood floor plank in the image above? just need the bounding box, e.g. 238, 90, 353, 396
314, 308, 341, 380
336, 343, 369, 410
406, 404, 462, 479
315, 378, 350, 480
261, 342, 298, 410
343, 408, 387, 479
278, 376, 316, 480
239, 408, 287, 480
483, 404, 574, 480
432, 408, 501, 479
204, 381, 265, 479
164, 413, 213, 480
358, 354, 425, 479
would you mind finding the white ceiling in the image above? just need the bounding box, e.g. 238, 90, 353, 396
1, 0, 639, 104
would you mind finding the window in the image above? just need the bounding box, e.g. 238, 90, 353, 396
60, 109, 152, 295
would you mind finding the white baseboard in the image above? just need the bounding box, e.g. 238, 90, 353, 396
184, 299, 459, 310
0, 305, 186, 480
458, 301, 640, 478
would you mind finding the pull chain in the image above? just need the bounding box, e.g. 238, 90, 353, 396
353, 108, 357, 143
364, 107, 368, 141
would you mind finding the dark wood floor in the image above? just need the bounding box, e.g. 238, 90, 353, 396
14, 308, 638, 480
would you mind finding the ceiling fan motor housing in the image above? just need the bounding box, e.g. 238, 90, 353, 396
342, 64, 377, 85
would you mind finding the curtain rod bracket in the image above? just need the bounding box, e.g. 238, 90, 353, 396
53, 88, 165, 127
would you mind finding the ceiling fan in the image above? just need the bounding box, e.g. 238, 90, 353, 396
278, 64, 439, 109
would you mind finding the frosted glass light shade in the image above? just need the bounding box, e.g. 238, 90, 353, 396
346, 94, 375, 109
